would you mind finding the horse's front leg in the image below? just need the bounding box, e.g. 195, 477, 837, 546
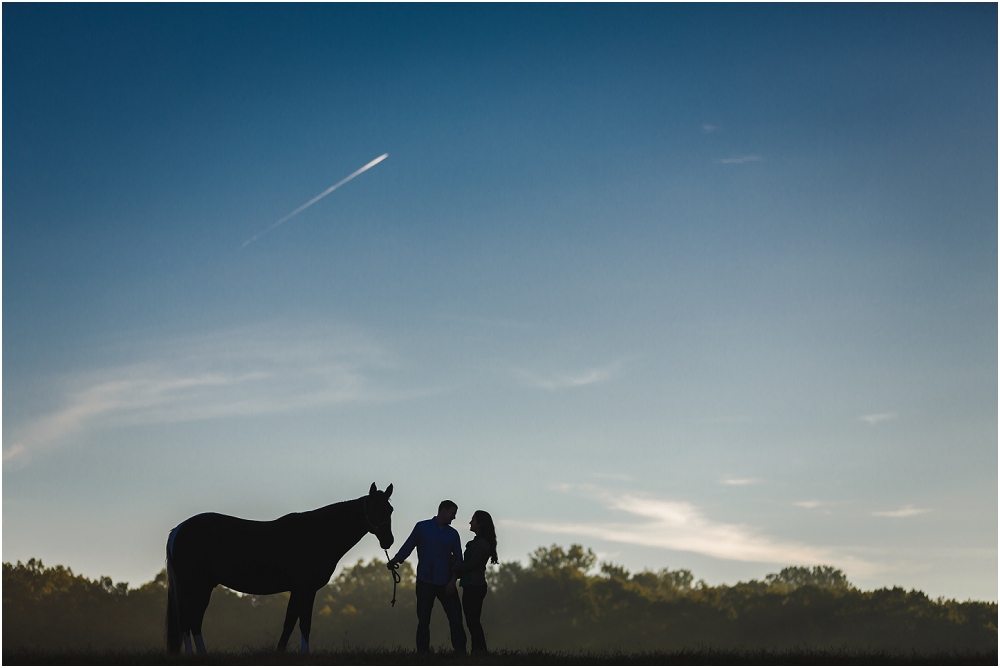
276, 591, 302, 652
298, 589, 318, 654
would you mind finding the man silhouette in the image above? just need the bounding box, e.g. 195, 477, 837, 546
388, 500, 467, 653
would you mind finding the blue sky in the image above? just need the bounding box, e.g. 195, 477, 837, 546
3, 4, 996, 601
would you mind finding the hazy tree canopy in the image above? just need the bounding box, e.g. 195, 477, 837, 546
765, 565, 851, 589
600, 562, 630, 580
3, 548, 996, 653
528, 544, 597, 572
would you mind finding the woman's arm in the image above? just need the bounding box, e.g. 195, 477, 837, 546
453, 538, 491, 576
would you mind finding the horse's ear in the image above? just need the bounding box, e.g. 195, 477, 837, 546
369, 482, 377, 495
385, 483, 393, 499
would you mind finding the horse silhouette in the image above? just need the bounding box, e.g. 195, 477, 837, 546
165, 482, 394, 654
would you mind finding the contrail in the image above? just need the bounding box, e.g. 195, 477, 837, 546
241, 153, 388, 249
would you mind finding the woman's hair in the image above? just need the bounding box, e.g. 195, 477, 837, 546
473, 510, 499, 564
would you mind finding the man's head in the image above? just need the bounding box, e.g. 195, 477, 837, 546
436, 500, 458, 525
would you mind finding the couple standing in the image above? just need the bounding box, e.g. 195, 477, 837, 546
387, 500, 498, 654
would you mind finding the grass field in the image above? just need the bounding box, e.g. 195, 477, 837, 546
4, 647, 998, 666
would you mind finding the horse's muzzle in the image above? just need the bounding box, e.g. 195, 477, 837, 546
377, 531, 394, 550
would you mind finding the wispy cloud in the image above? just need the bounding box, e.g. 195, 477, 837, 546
793, 500, 846, 515
4, 370, 269, 465
512, 361, 623, 391
701, 123, 718, 134
719, 477, 760, 486
860, 412, 897, 424
3, 444, 27, 463
717, 155, 763, 164
507, 485, 877, 575
872, 505, 931, 518
3, 323, 426, 467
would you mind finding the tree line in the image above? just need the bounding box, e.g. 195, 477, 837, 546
3, 544, 996, 653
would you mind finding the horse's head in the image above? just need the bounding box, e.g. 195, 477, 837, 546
365, 482, 394, 549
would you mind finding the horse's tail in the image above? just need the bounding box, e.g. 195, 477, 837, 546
165, 526, 182, 654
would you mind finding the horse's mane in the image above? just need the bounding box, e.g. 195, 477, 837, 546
308, 496, 365, 521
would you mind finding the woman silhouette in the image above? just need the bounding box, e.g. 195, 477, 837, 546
451, 510, 498, 654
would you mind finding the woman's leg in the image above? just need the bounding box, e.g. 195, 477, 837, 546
462, 585, 488, 653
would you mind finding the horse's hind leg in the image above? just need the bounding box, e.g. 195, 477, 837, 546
297, 589, 318, 654
186, 584, 213, 655
277, 590, 301, 651
175, 582, 196, 653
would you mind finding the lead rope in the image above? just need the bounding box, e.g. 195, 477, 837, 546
385, 549, 400, 607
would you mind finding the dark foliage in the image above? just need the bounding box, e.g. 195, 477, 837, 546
3, 546, 996, 654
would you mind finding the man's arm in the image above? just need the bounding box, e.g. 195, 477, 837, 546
451, 530, 464, 567
444, 530, 463, 593
390, 524, 420, 564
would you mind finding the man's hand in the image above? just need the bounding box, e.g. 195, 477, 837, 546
445, 576, 458, 595
386, 559, 399, 571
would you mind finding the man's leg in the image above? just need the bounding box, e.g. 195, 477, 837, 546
415, 580, 435, 652
436, 584, 467, 653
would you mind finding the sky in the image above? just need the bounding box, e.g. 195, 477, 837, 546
3, 4, 996, 602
